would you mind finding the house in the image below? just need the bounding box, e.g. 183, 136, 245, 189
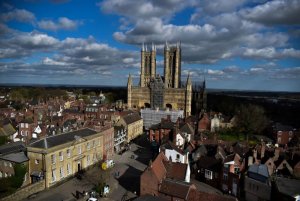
275, 158, 293, 177
244, 164, 271, 201
273, 123, 294, 145
18, 118, 35, 143
158, 179, 196, 201
0, 141, 30, 186
195, 156, 222, 188
198, 113, 210, 132
27, 128, 105, 188
140, 152, 192, 199
102, 126, 114, 160
116, 112, 143, 142
262, 157, 276, 176
179, 122, 194, 143
114, 126, 127, 153
149, 118, 174, 144
161, 141, 189, 164
192, 144, 207, 162
0, 118, 17, 142
221, 153, 244, 196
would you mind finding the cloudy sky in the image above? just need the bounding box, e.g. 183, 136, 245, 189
0, 0, 299, 91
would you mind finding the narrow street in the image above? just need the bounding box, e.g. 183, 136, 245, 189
24, 134, 152, 201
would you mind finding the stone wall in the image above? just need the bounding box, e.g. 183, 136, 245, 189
0, 180, 45, 201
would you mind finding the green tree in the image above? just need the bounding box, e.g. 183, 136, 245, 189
0, 163, 27, 198
235, 104, 268, 141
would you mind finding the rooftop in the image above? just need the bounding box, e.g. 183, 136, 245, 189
276, 177, 300, 197
28, 128, 98, 149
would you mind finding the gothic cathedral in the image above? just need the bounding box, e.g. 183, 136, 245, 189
127, 42, 206, 117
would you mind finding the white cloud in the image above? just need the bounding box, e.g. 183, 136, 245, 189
0, 9, 36, 23
38, 17, 80, 31
208, 69, 224, 75
241, 0, 300, 25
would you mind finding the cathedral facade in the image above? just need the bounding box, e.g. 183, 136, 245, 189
127, 42, 192, 117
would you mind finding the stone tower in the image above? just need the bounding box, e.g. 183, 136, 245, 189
185, 73, 192, 117
127, 74, 132, 108
164, 41, 181, 88
140, 43, 156, 87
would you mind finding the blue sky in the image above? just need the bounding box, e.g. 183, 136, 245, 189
0, 0, 299, 91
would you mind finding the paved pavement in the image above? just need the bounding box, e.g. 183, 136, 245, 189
24, 134, 152, 201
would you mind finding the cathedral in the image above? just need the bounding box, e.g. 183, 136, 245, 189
127, 42, 206, 117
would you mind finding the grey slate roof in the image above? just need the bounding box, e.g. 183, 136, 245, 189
0, 152, 29, 163
248, 164, 269, 178
276, 177, 300, 197
180, 123, 194, 134
0, 141, 26, 155
122, 113, 142, 125
28, 128, 97, 149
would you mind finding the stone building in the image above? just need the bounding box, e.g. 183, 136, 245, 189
127, 42, 197, 117
116, 112, 143, 142
27, 128, 109, 188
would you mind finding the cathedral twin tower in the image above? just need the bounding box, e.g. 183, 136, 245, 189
140, 42, 181, 89
127, 42, 192, 117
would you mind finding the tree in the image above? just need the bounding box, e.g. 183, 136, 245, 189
235, 104, 268, 141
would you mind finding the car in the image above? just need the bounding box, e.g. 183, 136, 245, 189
87, 198, 98, 201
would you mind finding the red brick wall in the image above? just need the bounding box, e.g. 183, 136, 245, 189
140, 169, 159, 196
277, 131, 293, 145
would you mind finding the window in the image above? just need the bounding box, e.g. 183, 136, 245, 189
234, 167, 240, 174
93, 153, 97, 162
35, 159, 39, 164
59, 167, 64, 179
4, 173, 7, 178
25, 123, 28, 128
4, 162, 7, 167
21, 123, 24, 128
59, 151, 63, 161
51, 154, 56, 164
24, 173, 27, 182
278, 137, 281, 143
67, 163, 71, 175
78, 145, 82, 155
51, 170, 56, 182
0, 171, 2, 178
223, 173, 228, 181
87, 155, 90, 166
205, 169, 213, 180
9, 162, 12, 167
67, 149, 71, 158
176, 154, 180, 161
87, 142, 90, 150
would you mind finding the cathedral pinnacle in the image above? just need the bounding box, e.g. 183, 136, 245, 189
142, 43, 145, 51
165, 41, 169, 50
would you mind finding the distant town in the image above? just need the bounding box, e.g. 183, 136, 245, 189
0, 44, 300, 201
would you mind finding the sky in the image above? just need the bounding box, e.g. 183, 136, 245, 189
0, 0, 300, 92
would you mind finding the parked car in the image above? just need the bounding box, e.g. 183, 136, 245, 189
87, 198, 97, 201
